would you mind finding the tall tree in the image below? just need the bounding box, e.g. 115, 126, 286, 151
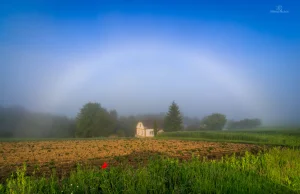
164, 101, 183, 132
75, 102, 115, 137
200, 113, 227, 130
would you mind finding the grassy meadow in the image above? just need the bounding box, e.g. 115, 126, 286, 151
157, 128, 300, 147
0, 128, 300, 193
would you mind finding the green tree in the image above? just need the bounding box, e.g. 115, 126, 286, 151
75, 102, 115, 137
200, 113, 227, 130
153, 120, 158, 136
109, 109, 118, 133
164, 101, 183, 132
226, 118, 262, 130
118, 116, 137, 137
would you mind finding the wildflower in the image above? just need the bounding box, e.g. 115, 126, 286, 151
101, 162, 108, 169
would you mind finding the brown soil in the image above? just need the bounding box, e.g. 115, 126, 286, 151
0, 139, 261, 182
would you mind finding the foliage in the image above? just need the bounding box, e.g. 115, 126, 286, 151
227, 118, 262, 130
200, 113, 227, 130
118, 116, 137, 137
153, 120, 158, 136
0, 106, 75, 138
183, 117, 201, 130
75, 102, 117, 138
1, 148, 299, 193
0, 105, 167, 138
164, 101, 183, 132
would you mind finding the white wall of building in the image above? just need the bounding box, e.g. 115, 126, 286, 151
136, 122, 155, 137
145, 129, 154, 137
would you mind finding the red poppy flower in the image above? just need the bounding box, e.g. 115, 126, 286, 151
101, 162, 108, 169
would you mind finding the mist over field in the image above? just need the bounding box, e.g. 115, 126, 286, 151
1, 0, 300, 137
1, 2, 300, 193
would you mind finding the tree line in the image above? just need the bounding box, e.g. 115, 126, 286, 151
0, 105, 75, 138
226, 119, 262, 130
161, 101, 261, 132
0, 104, 161, 138
0, 101, 262, 138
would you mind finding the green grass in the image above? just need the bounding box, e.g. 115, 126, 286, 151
0, 148, 299, 193
156, 129, 300, 147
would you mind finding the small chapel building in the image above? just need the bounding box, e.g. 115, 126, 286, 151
135, 120, 164, 138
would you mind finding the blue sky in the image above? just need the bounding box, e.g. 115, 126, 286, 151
1, 0, 300, 125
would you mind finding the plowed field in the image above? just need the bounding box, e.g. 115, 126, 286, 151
0, 139, 261, 182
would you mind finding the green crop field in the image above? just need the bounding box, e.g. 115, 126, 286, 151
156, 128, 300, 147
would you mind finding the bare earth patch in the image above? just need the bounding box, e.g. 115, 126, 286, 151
0, 139, 261, 181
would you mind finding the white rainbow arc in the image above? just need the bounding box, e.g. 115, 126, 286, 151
40, 42, 269, 120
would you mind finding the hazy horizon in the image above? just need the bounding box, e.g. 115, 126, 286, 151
1, 0, 300, 126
